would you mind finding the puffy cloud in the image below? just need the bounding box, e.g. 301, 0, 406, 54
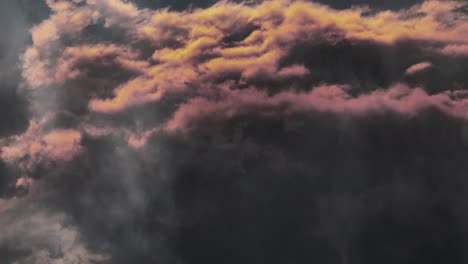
0, 117, 83, 173
165, 84, 468, 132
54, 44, 147, 83
30, 0, 98, 48
87, 0, 143, 27
20, 0, 468, 113
23, 43, 146, 88
88, 65, 196, 113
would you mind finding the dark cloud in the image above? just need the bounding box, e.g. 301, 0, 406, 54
0, 1, 29, 138
0, 159, 21, 198
280, 39, 468, 94
130, 0, 429, 11
163, 109, 468, 264
0, 0, 51, 198
0, 246, 31, 264
2, 0, 468, 263
130, 0, 223, 10
25, 107, 468, 264
313, 0, 426, 10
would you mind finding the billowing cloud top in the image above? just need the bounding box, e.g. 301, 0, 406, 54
1, 0, 468, 263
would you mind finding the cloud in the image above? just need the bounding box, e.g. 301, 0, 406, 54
23, 43, 146, 88
19, 0, 468, 113
440, 44, 468, 56
165, 83, 468, 132
0, 116, 83, 173
29, 1, 96, 48
405, 61, 432, 75
0, 200, 110, 264
2, 0, 468, 263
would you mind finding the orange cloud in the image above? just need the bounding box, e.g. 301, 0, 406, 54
23, 43, 147, 88
22, 0, 468, 113
15, 177, 34, 189
0, 117, 83, 172
88, 63, 198, 112
14, 0, 468, 151
91, 0, 468, 112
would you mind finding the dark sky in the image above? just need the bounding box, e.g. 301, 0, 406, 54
1, 0, 468, 263
131, 0, 428, 10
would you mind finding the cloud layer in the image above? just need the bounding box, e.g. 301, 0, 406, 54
1, 0, 468, 263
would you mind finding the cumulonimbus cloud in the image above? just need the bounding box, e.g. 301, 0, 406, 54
0, 0, 464, 203
1, 0, 465, 188
1, 0, 468, 262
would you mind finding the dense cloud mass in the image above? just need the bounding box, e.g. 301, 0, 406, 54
1, 0, 468, 263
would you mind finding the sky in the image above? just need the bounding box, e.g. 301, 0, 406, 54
1, 0, 468, 263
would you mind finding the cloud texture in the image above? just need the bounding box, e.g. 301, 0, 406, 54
1, 0, 468, 263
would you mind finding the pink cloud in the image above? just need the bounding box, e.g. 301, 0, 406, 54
440, 44, 468, 56
165, 84, 468, 132
1, 118, 83, 172
405, 61, 432, 75
127, 128, 160, 150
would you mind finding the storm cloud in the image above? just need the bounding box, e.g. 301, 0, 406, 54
1, 0, 468, 263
